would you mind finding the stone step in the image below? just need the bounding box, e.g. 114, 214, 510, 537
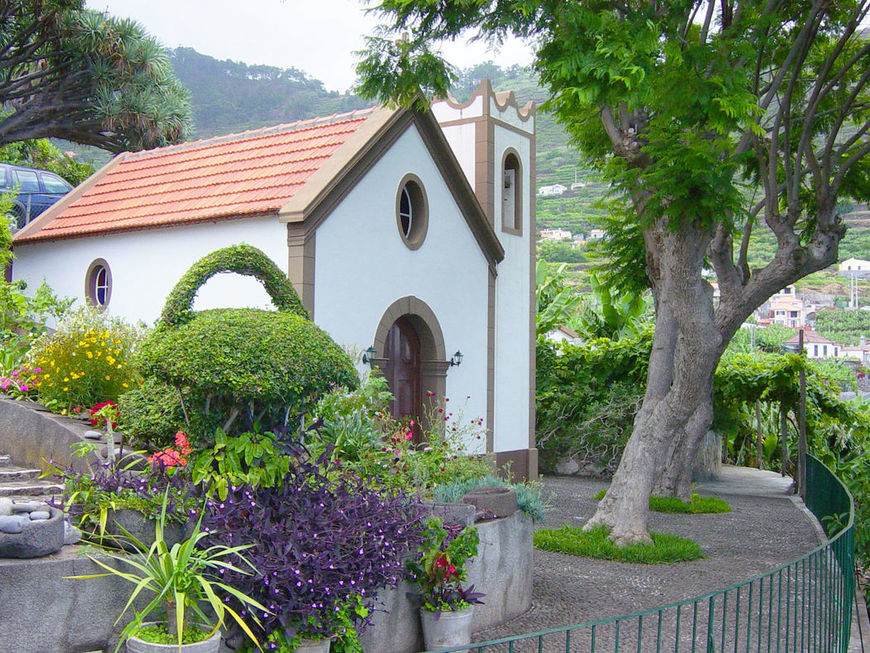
0, 454, 10, 466
0, 466, 42, 482
0, 481, 64, 498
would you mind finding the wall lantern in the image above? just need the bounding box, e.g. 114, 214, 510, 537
362, 346, 377, 366
449, 350, 463, 367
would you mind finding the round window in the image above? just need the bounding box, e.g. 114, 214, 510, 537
85, 259, 112, 309
395, 175, 428, 250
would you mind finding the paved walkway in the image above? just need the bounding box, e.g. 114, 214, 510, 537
472, 466, 868, 651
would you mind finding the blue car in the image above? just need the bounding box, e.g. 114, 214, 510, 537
0, 163, 73, 230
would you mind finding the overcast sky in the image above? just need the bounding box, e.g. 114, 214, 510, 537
84, 0, 535, 93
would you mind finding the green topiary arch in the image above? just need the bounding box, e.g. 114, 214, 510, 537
159, 243, 308, 327
138, 244, 356, 439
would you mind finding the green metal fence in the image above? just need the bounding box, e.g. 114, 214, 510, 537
436, 455, 855, 653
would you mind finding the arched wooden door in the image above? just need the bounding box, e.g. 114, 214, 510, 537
383, 316, 423, 439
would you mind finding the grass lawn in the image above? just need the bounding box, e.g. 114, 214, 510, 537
592, 490, 731, 514
534, 525, 705, 563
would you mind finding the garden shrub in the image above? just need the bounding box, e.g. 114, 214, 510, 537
159, 243, 308, 326
536, 331, 650, 474
117, 376, 187, 448
202, 448, 425, 647
29, 306, 144, 411
138, 244, 356, 440
309, 389, 493, 496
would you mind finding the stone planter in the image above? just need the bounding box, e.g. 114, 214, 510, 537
103, 509, 190, 551
293, 636, 333, 653
126, 623, 221, 652
0, 505, 64, 558
460, 486, 517, 519
419, 607, 474, 649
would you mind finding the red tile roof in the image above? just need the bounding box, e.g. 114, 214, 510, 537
14, 108, 377, 243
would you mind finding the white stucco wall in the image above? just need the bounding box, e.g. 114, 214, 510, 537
11, 217, 288, 326
492, 125, 534, 454
438, 122, 477, 188
312, 126, 491, 454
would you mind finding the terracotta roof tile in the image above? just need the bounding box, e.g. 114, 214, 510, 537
15, 108, 376, 242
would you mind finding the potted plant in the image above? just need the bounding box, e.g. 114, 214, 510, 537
405, 517, 485, 649
70, 492, 268, 652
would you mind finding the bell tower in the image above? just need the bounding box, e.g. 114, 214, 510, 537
431, 81, 538, 480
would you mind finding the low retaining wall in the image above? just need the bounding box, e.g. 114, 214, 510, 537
0, 546, 137, 653
0, 396, 94, 473
359, 511, 534, 653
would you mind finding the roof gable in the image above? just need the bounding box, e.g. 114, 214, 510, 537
14, 109, 377, 243
278, 106, 503, 268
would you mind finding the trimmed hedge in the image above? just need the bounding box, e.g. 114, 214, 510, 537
140, 307, 356, 407
117, 376, 186, 448
139, 245, 356, 438
159, 243, 308, 326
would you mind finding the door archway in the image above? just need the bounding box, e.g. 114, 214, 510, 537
373, 297, 448, 437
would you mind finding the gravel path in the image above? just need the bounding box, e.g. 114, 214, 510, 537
471, 466, 825, 651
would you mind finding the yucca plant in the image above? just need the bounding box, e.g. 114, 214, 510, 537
69, 491, 268, 651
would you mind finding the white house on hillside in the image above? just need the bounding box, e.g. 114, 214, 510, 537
839, 258, 870, 272
539, 228, 572, 241
11, 80, 538, 480
784, 330, 840, 359
538, 183, 566, 196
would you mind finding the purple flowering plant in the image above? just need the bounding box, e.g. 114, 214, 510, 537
202, 445, 425, 649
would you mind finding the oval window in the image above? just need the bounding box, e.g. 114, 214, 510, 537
85, 259, 112, 309
395, 175, 428, 250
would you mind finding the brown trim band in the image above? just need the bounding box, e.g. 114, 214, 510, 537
495, 448, 539, 482
486, 266, 496, 455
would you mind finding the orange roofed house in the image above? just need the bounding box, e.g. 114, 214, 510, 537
10, 81, 538, 480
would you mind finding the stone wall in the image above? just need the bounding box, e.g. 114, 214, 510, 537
0, 547, 137, 653
0, 396, 93, 473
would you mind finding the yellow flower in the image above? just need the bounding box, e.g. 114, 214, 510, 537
86, 351, 93, 359
62, 387, 68, 391
105, 375, 110, 380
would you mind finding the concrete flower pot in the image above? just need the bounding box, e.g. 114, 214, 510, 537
105, 509, 190, 551
420, 607, 474, 649
293, 636, 333, 653
0, 506, 64, 558
125, 623, 221, 653
460, 486, 517, 519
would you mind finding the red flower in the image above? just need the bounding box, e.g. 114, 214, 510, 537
89, 401, 119, 428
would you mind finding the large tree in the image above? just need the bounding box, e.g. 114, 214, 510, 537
0, 0, 190, 152
357, 1, 870, 544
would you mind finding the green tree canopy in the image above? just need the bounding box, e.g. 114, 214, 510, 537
0, 1, 191, 152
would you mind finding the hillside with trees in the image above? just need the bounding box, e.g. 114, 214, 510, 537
168, 48, 370, 139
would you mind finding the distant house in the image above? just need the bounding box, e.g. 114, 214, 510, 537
538, 184, 567, 196
784, 330, 840, 359
770, 285, 805, 328
545, 325, 582, 347
539, 228, 572, 241
570, 182, 586, 191
839, 258, 870, 272
587, 228, 606, 240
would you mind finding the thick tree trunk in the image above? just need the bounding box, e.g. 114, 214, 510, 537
584, 220, 721, 544
653, 395, 715, 500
